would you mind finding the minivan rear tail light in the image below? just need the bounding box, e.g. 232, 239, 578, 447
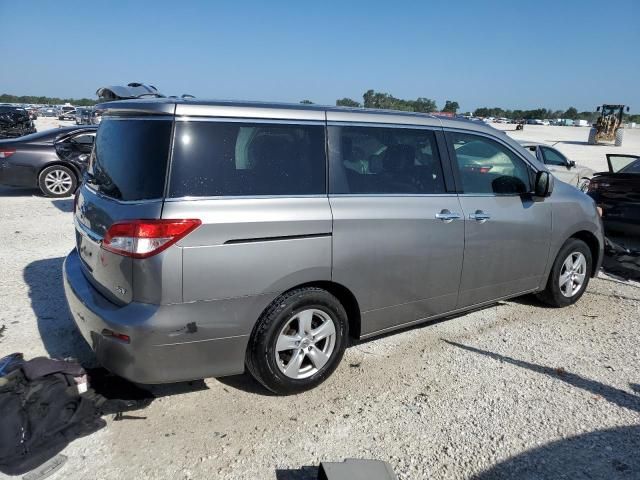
102, 219, 201, 259
0, 148, 16, 159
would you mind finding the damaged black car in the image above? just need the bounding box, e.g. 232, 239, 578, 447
587, 154, 640, 281
0, 106, 37, 139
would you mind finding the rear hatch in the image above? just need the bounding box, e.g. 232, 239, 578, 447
75, 115, 174, 304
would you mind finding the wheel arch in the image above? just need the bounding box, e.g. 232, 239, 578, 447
38, 161, 81, 182
569, 230, 601, 277
272, 281, 362, 340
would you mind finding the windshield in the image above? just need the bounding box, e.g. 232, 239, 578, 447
87, 118, 172, 201
601, 106, 620, 116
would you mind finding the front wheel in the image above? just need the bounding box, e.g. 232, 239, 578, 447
537, 238, 592, 307
246, 287, 348, 395
38, 165, 77, 197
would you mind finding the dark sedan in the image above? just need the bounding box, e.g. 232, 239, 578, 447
588, 154, 640, 236
0, 126, 97, 197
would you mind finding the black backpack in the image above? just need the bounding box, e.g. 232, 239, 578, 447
0, 360, 106, 476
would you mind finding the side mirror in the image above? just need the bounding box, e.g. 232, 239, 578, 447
568, 160, 576, 168
534, 171, 553, 197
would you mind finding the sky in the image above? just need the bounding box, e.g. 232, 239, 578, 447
1, 0, 639, 113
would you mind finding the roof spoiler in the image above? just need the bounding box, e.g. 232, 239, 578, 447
96, 83, 165, 101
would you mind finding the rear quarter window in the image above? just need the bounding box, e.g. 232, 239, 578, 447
169, 121, 326, 197
88, 118, 172, 201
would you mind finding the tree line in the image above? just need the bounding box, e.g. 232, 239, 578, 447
0, 93, 97, 106
472, 106, 593, 121
329, 91, 640, 123
334, 90, 458, 113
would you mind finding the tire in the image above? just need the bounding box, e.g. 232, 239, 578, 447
537, 238, 592, 307
38, 165, 77, 198
587, 127, 597, 145
246, 287, 349, 395
615, 128, 624, 147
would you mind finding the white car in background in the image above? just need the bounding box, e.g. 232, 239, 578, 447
58, 105, 76, 120
520, 141, 594, 191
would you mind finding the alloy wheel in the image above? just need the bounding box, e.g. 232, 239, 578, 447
44, 169, 73, 195
559, 252, 587, 298
275, 308, 337, 379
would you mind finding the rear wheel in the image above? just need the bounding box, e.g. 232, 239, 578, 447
38, 165, 77, 197
615, 128, 624, 147
246, 287, 348, 395
587, 127, 597, 145
537, 238, 592, 307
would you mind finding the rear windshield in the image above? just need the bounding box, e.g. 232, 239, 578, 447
87, 118, 172, 201
168, 121, 326, 198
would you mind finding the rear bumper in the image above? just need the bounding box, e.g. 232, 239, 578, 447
63, 249, 250, 384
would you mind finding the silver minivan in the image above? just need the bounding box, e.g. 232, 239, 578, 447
63, 100, 604, 394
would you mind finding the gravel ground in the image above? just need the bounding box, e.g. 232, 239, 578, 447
0, 124, 639, 480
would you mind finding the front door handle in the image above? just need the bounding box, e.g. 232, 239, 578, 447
469, 210, 491, 222
435, 209, 462, 223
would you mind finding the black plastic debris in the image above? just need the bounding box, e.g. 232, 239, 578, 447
0, 358, 155, 476
602, 236, 640, 282
85, 367, 154, 415
0, 357, 105, 476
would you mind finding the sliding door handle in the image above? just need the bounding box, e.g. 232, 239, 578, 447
435, 210, 462, 223
469, 210, 491, 222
